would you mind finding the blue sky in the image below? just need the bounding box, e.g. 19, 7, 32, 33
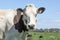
0, 0, 60, 29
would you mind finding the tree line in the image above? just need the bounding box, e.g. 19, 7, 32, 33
33, 28, 60, 32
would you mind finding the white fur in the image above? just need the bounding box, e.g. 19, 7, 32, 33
23, 4, 37, 29
0, 9, 21, 40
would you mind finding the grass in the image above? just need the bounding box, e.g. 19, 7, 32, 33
27, 32, 60, 40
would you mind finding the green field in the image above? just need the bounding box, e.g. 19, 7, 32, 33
27, 32, 60, 40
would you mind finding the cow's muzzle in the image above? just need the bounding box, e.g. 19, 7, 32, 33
28, 24, 35, 29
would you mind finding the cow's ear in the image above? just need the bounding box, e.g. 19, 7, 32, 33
37, 7, 45, 14
17, 8, 23, 14
14, 8, 23, 24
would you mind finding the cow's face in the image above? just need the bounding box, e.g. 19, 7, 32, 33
23, 4, 45, 30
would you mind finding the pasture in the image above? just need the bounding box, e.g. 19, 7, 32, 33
27, 32, 60, 40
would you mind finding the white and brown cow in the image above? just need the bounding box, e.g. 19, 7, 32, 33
0, 4, 45, 40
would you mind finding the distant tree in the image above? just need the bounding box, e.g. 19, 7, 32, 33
39, 28, 44, 32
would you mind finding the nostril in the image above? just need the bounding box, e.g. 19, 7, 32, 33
28, 25, 30, 28
28, 25, 31, 29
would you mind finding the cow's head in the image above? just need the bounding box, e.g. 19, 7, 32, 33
14, 4, 45, 31
23, 4, 45, 30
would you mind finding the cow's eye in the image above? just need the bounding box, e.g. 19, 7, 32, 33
28, 17, 30, 23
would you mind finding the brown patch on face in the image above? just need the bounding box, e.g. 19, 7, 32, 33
14, 8, 23, 24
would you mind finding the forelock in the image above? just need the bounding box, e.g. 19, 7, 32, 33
26, 4, 36, 8
24, 4, 37, 15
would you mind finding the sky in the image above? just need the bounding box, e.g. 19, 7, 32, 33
0, 0, 60, 29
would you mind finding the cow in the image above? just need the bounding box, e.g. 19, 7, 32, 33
0, 4, 45, 40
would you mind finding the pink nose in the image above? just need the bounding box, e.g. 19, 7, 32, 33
28, 24, 35, 29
